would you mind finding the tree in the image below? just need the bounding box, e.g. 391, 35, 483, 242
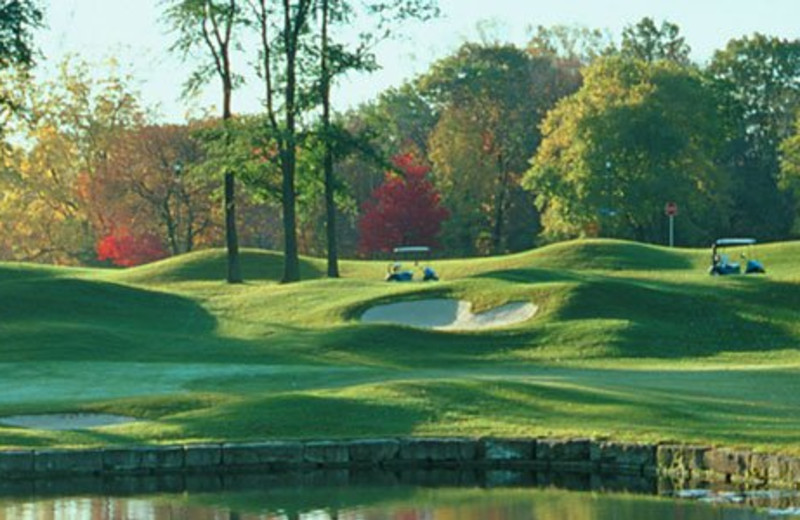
315, 0, 437, 277
778, 116, 800, 235
247, 0, 316, 283
0, 0, 42, 68
319, 0, 338, 276
358, 153, 448, 255
620, 17, 691, 64
354, 83, 438, 159
0, 58, 146, 264
420, 43, 571, 255
96, 227, 168, 267
84, 123, 219, 257
708, 34, 800, 239
164, 0, 243, 282
527, 24, 613, 65
525, 56, 731, 245
0, 0, 43, 123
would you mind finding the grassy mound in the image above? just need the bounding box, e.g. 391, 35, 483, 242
107, 248, 325, 284
1, 239, 800, 453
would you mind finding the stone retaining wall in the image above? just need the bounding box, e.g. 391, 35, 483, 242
0, 438, 798, 488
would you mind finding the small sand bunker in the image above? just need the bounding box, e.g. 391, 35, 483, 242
360, 299, 537, 331
0, 413, 138, 431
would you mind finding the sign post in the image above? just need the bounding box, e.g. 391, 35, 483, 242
664, 202, 678, 247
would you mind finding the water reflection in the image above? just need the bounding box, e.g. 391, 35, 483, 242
0, 484, 778, 520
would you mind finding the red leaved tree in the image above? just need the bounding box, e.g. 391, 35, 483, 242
358, 154, 449, 255
96, 227, 168, 267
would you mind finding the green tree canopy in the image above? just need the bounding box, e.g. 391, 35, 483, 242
420, 43, 573, 254
620, 17, 691, 64
708, 33, 800, 239
778, 116, 800, 235
526, 56, 731, 245
0, 0, 43, 70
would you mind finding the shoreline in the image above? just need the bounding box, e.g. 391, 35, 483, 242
1, 437, 798, 489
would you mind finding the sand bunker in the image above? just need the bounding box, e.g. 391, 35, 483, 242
360, 299, 537, 331
0, 413, 138, 431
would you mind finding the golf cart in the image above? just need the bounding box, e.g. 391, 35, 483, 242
386, 246, 439, 282
709, 238, 766, 275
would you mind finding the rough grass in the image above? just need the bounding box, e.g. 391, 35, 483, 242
1, 239, 799, 453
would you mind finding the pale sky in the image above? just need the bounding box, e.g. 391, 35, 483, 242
36, 0, 800, 122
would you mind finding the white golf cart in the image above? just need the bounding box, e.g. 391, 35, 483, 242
709, 238, 766, 275
385, 246, 439, 282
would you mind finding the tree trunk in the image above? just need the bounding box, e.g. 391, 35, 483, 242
224, 170, 242, 282
281, 0, 301, 283
321, 0, 339, 278
491, 155, 510, 255
222, 31, 241, 283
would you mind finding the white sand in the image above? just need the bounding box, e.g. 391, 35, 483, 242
360, 299, 537, 331
0, 413, 138, 431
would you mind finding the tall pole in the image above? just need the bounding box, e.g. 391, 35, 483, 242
669, 215, 674, 247
665, 202, 677, 247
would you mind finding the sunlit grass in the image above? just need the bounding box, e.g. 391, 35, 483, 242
0, 238, 799, 452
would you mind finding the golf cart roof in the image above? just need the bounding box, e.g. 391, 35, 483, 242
714, 238, 756, 246
393, 246, 430, 254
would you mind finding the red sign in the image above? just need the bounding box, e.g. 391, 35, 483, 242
665, 202, 678, 216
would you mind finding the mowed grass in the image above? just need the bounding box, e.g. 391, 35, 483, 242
1, 239, 799, 452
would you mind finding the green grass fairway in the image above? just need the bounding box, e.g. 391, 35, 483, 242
1, 239, 799, 453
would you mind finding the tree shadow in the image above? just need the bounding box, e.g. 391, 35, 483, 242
471, 267, 586, 284
391, 376, 800, 448
467, 267, 799, 360
554, 276, 799, 358
0, 264, 84, 284
164, 394, 429, 440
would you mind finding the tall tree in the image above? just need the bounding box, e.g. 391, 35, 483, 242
778, 116, 800, 234
90, 124, 217, 256
708, 34, 800, 239
0, 0, 43, 130
620, 17, 691, 64
164, 0, 243, 282
319, 0, 338, 276
315, 0, 437, 276
0, 58, 146, 264
526, 56, 731, 245
0, 0, 42, 69
247, 0, 315, 283
421, 43, 572, 255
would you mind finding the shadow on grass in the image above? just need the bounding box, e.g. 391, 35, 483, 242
468, 267, 800, 360
152, 370, 800, 447
0, 425, 160, 449
165, 394, 429, 440
556, 276, 799, 358
0, 276, 235, 363
384, 376, 800, 448
0, 264, 79, 284
472, 267, 586, 285
0, 277, 216, 332
285, 324, 541, 368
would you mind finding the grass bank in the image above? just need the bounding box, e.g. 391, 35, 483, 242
1, 239, 798, 453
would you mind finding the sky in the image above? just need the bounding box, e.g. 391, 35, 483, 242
35, 0, 800, 122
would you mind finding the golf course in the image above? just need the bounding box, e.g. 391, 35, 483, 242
1, 238, 799, 454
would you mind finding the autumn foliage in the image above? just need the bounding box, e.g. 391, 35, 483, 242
96, 227, 168, 267
358, 154, 449, 255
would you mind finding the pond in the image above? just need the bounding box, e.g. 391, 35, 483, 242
0, 469, 795, 519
